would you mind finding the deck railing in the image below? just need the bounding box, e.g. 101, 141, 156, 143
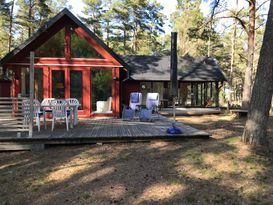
0, 97, 29, 133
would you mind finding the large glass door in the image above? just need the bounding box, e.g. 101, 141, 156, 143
52, 70, 65, 98
91, 69, 112, 113
70, 70, 83, 109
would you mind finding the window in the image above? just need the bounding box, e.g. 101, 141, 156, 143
35, 29, 65, 57
52, 70, 65, 98
70, 71, 83, 109
91, 69, 112, 113
71, 31, 103, 58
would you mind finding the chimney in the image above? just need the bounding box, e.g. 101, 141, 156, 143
170, 32, 178, 97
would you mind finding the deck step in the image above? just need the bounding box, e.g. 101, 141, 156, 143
0, 142, 44, 151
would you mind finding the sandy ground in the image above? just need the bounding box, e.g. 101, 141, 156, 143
0, 114, 273, 205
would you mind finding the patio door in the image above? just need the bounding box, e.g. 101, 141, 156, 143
70, 70, 83, 110
49, 67, 119, 117
50, 68, 86, 115
90, 69, 113, 114
51, 70, 65, 99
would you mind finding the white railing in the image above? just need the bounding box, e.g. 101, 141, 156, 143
0, 97, 29, 133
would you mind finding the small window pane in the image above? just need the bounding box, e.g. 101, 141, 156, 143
52, 70, 65, 98
70, 71, 83, 109
35, 29, 65, 57
71, 31, 103, 58
34, 69, 43, 101
91, 70, 112, 113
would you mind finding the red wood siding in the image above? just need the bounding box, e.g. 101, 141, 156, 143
3, 13, 124, 117
122, 80, 140, 105
0, 81, 11, 97
6, 58, 119, 67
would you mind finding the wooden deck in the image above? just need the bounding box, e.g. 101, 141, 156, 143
160, 107, 221, 116
0, 115, 209, 150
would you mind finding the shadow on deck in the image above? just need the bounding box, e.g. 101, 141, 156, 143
0, 115, 210, 151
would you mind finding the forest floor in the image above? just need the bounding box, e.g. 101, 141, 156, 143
1, 114, 273, 205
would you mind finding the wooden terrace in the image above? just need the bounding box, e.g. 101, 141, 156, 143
0, 115, 209, 151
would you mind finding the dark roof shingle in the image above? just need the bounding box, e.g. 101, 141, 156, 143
121, 55, 227, 82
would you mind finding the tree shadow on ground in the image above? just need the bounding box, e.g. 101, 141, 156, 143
0, 115, 273, 205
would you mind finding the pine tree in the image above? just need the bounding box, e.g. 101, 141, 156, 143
242, 0, 273, 145
172, 0, 209, 56
80, 0, 104, 37
242, 0, 256, 109
0, 0, 15, 57
80, 0, 165, 55
16, 0, 52, 39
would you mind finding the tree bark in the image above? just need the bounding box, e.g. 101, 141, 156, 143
8, 0, 15, 52
28, 0, 33, 38
230, 0, 238, 87
123, 26, 126, 55
242, 0, 256, 109
242, 0, 273, 145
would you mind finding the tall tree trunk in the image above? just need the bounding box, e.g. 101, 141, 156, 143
106, 21, 110, 47
8, 0, 15, 52
28, 0, 33, 38
132, 28, 136, 53
242, 0, 273, 146
123, 27, 126, 55
207, 35, 211, 57
242, 0, 256, 109
230, 0, 238, 86
230, 20, 237, 83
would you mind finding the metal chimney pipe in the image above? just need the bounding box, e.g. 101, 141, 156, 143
170, 32, 178, 97
170, 32, 178, 122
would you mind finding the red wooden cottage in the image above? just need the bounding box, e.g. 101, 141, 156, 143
0, 9, 227, 118
0, 8, 128, 118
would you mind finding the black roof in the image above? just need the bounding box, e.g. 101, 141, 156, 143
121, 55, 227, 82
0, 8, 128, 68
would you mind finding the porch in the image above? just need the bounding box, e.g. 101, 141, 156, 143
0, 116, 209, 151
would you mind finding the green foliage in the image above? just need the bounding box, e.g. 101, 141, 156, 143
0, 0, 15, 57
80, 0, 166, 55
171, 0, 210, 56
16, 0, 52, 38
80, 0, 104, 37
0, 0, 70, 58
71, 31, 103, 58
91, 70, 112, 101
35, 29, 65, 57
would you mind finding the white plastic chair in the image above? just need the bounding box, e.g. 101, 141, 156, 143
66, 98, 80, 125
129, 92, 142, 111
22, 99, 46, 132
41, 98, 55, 113
146, 93, 160, 119
22, 99, 30, 128
96, 97, 112, 113
146, 93, 159, 110
51, 99, 70, 131
33, 99, 46, 131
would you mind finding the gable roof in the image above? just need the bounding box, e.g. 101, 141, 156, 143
0, 8, 127, 68
121, 55, 227, 82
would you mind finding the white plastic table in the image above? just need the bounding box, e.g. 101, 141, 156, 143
41, 104, 80, 129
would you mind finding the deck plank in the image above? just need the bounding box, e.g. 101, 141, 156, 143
0, 115, 210, 146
